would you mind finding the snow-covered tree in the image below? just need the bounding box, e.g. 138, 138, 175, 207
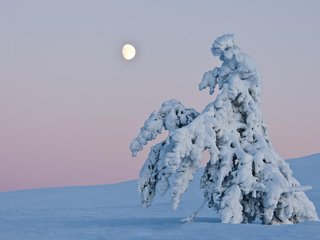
130, 34, 319, 224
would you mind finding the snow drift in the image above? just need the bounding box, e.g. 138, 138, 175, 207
0, 154, 319, 240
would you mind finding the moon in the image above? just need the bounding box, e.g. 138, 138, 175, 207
122, 44, 136, 60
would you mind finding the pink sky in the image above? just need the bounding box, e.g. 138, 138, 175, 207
0, 1, 319, 192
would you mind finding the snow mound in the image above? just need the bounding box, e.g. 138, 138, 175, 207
0, 154, 319, 240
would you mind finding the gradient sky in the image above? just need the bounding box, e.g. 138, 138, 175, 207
1, 0, 320, 192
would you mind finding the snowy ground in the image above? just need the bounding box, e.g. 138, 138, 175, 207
0, 154, 319, 240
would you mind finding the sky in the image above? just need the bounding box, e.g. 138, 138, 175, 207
0, 0, 320, 192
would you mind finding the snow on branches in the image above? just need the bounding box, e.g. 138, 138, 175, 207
130, 100, 199, 207
130, 34, 319, 224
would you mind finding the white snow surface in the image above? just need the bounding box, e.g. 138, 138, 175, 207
0, 154, 319, 240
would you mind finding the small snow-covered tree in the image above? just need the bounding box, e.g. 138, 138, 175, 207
130, 34, 319, 224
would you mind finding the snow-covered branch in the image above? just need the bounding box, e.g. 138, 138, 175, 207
130, 99, 199, 157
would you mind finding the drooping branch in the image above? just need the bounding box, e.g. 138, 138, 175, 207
131, 99, 199, 207
130, 99, 199, 157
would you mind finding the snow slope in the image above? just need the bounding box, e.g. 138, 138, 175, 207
0, 154, 319, 240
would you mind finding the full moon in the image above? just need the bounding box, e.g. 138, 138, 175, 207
122, 44, 136, 60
